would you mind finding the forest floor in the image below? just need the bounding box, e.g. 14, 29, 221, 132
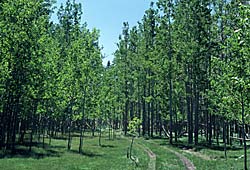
0, 132, 249, 170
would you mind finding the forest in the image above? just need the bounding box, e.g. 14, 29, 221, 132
0, 0, 249, 169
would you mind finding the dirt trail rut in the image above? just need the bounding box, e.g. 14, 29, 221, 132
169, 149, 196, 170
147, 141, 196, 170
136, 143, 156, 170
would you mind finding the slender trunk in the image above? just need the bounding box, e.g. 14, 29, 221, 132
92, 119, 95, 137
99, 126, 102, 146
194, 84, 199, 145
49, 133, 52, 145
186, 81, 193, 144
159, 107, 162, 137
129, 136, 135, 159
155, 103, 159, 135
167, 0, 173, 145
216, 117, 219, 146
11, 107, 18, 153
142, 85, 146, 136
208, 113, 212, 146
6, 104, 13, 150
29, 118, 34, 152
229, 122, 233, 146
79, 124, 84, 153
169, 78, 173, 145
113, 122, 115, 140
190, 91, 194, 143
124, 98, 128, 135
19, 122, 25, 144
150, 92, 154, 138
109, 121, 111, 140
67, 120, 71, 151
205, 102, 209, 143
147, 74, 150, 137
0, 110, 3, 149
241, 91, 247, 170
49, 120, 52, 145
226, 122, 230, 145
29, 101, 37, 153
239, 124, 243, 146
124, 51, 128, 135
175, 107, 178, 142
38, 116, 41, 142
42, 120, 45, 149
137, 77, 141, 136
213, 116, 216, 140
147, 101, 150, 137
223, 119, 227, 159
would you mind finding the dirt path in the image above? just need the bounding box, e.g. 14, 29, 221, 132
123, 135, 195, 170
122, 136, 156, 170
135, 143, 156, 170
146, 141, 196, 170
168, 149, 196, 170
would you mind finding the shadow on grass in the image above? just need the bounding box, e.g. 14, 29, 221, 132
100, 144, 115, 148
149, 138, 243, 152
175, 142, 242, 152
0, 148, 61, 159
51, 136, 67, 140
70, 150, 103, 157
0, 141, 64, 159
151, 136, 168, 140
49, 145, 66, 149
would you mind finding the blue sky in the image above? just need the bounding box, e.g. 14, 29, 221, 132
52, 0, 153, 65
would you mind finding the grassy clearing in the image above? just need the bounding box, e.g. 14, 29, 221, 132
0, 133, 148, 170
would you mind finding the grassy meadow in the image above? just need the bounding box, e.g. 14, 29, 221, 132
0, 132, 249, 170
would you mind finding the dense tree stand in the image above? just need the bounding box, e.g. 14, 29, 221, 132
0, 0, 249, 169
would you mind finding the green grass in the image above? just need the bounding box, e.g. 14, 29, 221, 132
1, 133, 249, 170
0, 133, 148, 170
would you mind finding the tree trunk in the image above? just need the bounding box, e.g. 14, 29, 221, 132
11, 110, 17, 153
223, 119, 227, 159
208, 113, 212, 146
147, 75, 150, 137
79, 124, 84, 153
241, 91, 247, 170
194, 84, 199, 145
150, 87, 154, 138
29, 118, 34, 152
42, 119, 45, 149
216, 118, 220, 146
99, 126, 102, 146
142, 85, 146, 136
67, 120, 72, 151
124, 97, 128, 135
129, 136, 135, 159
92, 119, 95, 137
175, 107, 178, 143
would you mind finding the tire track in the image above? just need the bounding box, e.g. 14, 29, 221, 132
146, 140, 196, 170
135, 142, 156, 170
